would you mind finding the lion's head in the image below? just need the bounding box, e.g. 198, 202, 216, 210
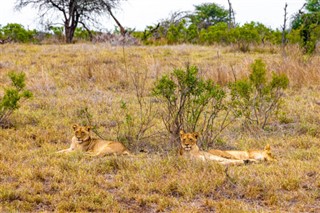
73, 124, 92, 144
179, 130, 199, 152
263, 144, 277, 161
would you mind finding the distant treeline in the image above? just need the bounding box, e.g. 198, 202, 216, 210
132, 2, 320, 53
0, 23, 92, 44
1, 2, 320, 53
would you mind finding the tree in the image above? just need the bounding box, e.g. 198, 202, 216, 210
189, 3, 229, 30
140, 11, 188, 44
136, 3, 229, 45
306, 0, 320, 12
15, 0, 124, 43
291, 0, 320, 53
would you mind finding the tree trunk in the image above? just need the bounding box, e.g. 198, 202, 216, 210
64, 12, 78, 44
65, 25, 76, 44
227, 0, 235, 29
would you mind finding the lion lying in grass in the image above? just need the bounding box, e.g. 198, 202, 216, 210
57, 124, 130, 156
179, 130, 254, 165
208, 144, 276, 162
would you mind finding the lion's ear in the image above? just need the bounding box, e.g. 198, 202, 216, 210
265, 144, 271, 151
72, 124, 78, 130
179, 130, 185, 137
86, 126, 92, 131
193, 132, 199, 139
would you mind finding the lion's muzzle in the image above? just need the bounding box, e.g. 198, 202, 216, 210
183, 144, 192, 151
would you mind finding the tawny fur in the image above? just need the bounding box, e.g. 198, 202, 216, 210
179, 130, 253, 166
208, 144, 276, 162
57, 124, 130, 156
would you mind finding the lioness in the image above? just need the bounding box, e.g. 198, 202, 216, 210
179, 130, 252, 165
57, 124, 130, 156
208, 144, 276, 162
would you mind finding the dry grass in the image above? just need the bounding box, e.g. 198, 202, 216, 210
0, 43, 320, 212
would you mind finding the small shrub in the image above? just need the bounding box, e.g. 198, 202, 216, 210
0, 72, 33, 127
113, 71, 158, 151
152, 65, 230, 146
229, 59, 289, 129
74, 27, 92, 41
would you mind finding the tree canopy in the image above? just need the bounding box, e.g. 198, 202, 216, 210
189, 3, 229, 29
291, 0, 320, 53
15, 0, 124, 43
306, 0, 320, 12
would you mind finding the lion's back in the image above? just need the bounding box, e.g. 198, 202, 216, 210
92, 139, 129, 155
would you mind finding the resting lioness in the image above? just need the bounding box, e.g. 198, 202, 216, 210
57, 124, 130, 156
208, 144, 276, 162
179, 130, 252, 165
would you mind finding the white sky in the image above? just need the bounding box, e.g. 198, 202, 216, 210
1, 0, 306, 31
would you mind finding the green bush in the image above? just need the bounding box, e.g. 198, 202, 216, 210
185, 23, 199, 43
167, 20, 187, 44
229, 59, 289, 129
229, 22, 260, 52
49, 26, 64, 39
199, 22, 229, 44
198, 22, 279, 49
0, 23, 36, 43
152, 65, 228, 147
74, 27, 91, 40
0, 72, 33, 127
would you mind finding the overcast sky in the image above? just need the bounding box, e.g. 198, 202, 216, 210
1, 0, 305, 31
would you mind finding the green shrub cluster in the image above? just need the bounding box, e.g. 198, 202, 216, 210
136, 21, 284, 51
0, 24, 93, 43
133, 2, 319, 53
0, 23, 36, 43
153, 59, 289, 145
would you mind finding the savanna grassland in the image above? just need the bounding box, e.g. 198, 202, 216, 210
0, 43, 320, 212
